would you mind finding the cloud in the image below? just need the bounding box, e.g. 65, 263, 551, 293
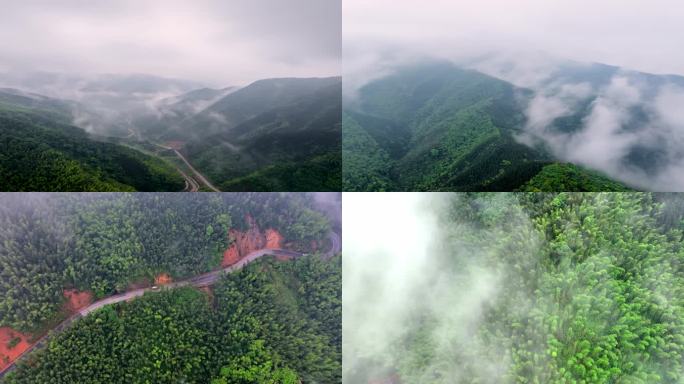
344, 0, 684, 191
344, 0, 684, 77
343, 193, 537, 382
0, 0, 340, 86
514, 71, 684, 191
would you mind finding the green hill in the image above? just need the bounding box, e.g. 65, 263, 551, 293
3, 256, 341, 384
0, 95, 184, 191
343, 61, 632, 191
184, 78, 342, 191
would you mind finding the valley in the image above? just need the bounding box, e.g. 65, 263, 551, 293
0, 74, 342, 192
343, 60, 684, 192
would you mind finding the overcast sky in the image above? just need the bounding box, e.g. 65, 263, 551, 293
0, 0, 340, 86
344, 0, 684, 77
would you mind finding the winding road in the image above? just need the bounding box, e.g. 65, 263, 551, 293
0, 233, 340, 380
154, 143, 221, 192
177, 167, 200, 192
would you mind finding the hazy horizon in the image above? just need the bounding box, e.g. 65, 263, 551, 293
344, 0, 684, 79
0, 0, 341, 88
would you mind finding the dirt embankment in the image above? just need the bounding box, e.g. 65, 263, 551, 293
221, 215, 284, 267
0, 290, 94, 372
63, 289, 94, 312
0, 327, 31, 372
154, 273, 173, 285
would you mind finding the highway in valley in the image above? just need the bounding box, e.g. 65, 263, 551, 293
177, 167, 200, 192
154, 143, 221, 192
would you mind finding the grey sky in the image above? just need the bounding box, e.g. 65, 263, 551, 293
344, 0, 684, 76
0, 0, 340, 86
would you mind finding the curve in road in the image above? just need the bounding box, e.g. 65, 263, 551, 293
0, 248, 297, 379
0, 232, 339, 379
154, 143, 220, 192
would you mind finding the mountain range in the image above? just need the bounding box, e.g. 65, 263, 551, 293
343, 60, 684, 191
0, 73, 341, 191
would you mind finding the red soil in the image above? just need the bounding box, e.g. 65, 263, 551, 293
0, 327, 32, 372
220, 215, 285, 267
63, 289, 94, 312
265, 229, 283, 249
155, 273, 173, 285
222, 241, 241, 267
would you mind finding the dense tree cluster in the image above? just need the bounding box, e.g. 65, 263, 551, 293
182, 78, 342, 192
389, 193, 684, 383
3, 255, 341, 384
218, 152, 342, 192
0, 193, 330, 333
342, 61, 632, 192
522, 163, 633, 192
0, 106, 185, 192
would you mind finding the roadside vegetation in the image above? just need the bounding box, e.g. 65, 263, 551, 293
3, 256, 341, 384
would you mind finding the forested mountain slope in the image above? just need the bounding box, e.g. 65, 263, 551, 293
3, 255, 341, 384
185, 77, 341, 138
0, 74, 342, 192
353, 193, 684, 383
134, 86, 237, 141
0, 90, 184, 191
0, 193, 331, 334
184, 78, 342, 191
343, 61, 631, 191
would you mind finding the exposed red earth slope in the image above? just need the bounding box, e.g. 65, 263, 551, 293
0, 289, 97, 372
154, 273, 173, 285
63, 289, 94, 312
0, 328, 31, 372
221, 215, 285, 267
265, 229, 283, 248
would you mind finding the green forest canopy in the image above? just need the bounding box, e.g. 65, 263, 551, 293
0, 106, 185, 192
0, 193, 331, 333
371, 193, 684, 383
3, 255, 341, 384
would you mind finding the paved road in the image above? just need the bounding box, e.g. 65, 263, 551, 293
0, 233, 339, 379
176, 167, 200, 192
154, 143, 220, 192
79, 248, 292, 316
171, 148, 221, 192
0, 248, 299, 378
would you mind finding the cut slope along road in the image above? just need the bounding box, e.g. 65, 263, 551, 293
0, 247, 306, 379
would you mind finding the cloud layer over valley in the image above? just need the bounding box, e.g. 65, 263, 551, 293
344, 0, 684, 191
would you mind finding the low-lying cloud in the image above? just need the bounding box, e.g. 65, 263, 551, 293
513, 69, 684, 191
343, 193, 539, 382
344, 0, 684, 190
